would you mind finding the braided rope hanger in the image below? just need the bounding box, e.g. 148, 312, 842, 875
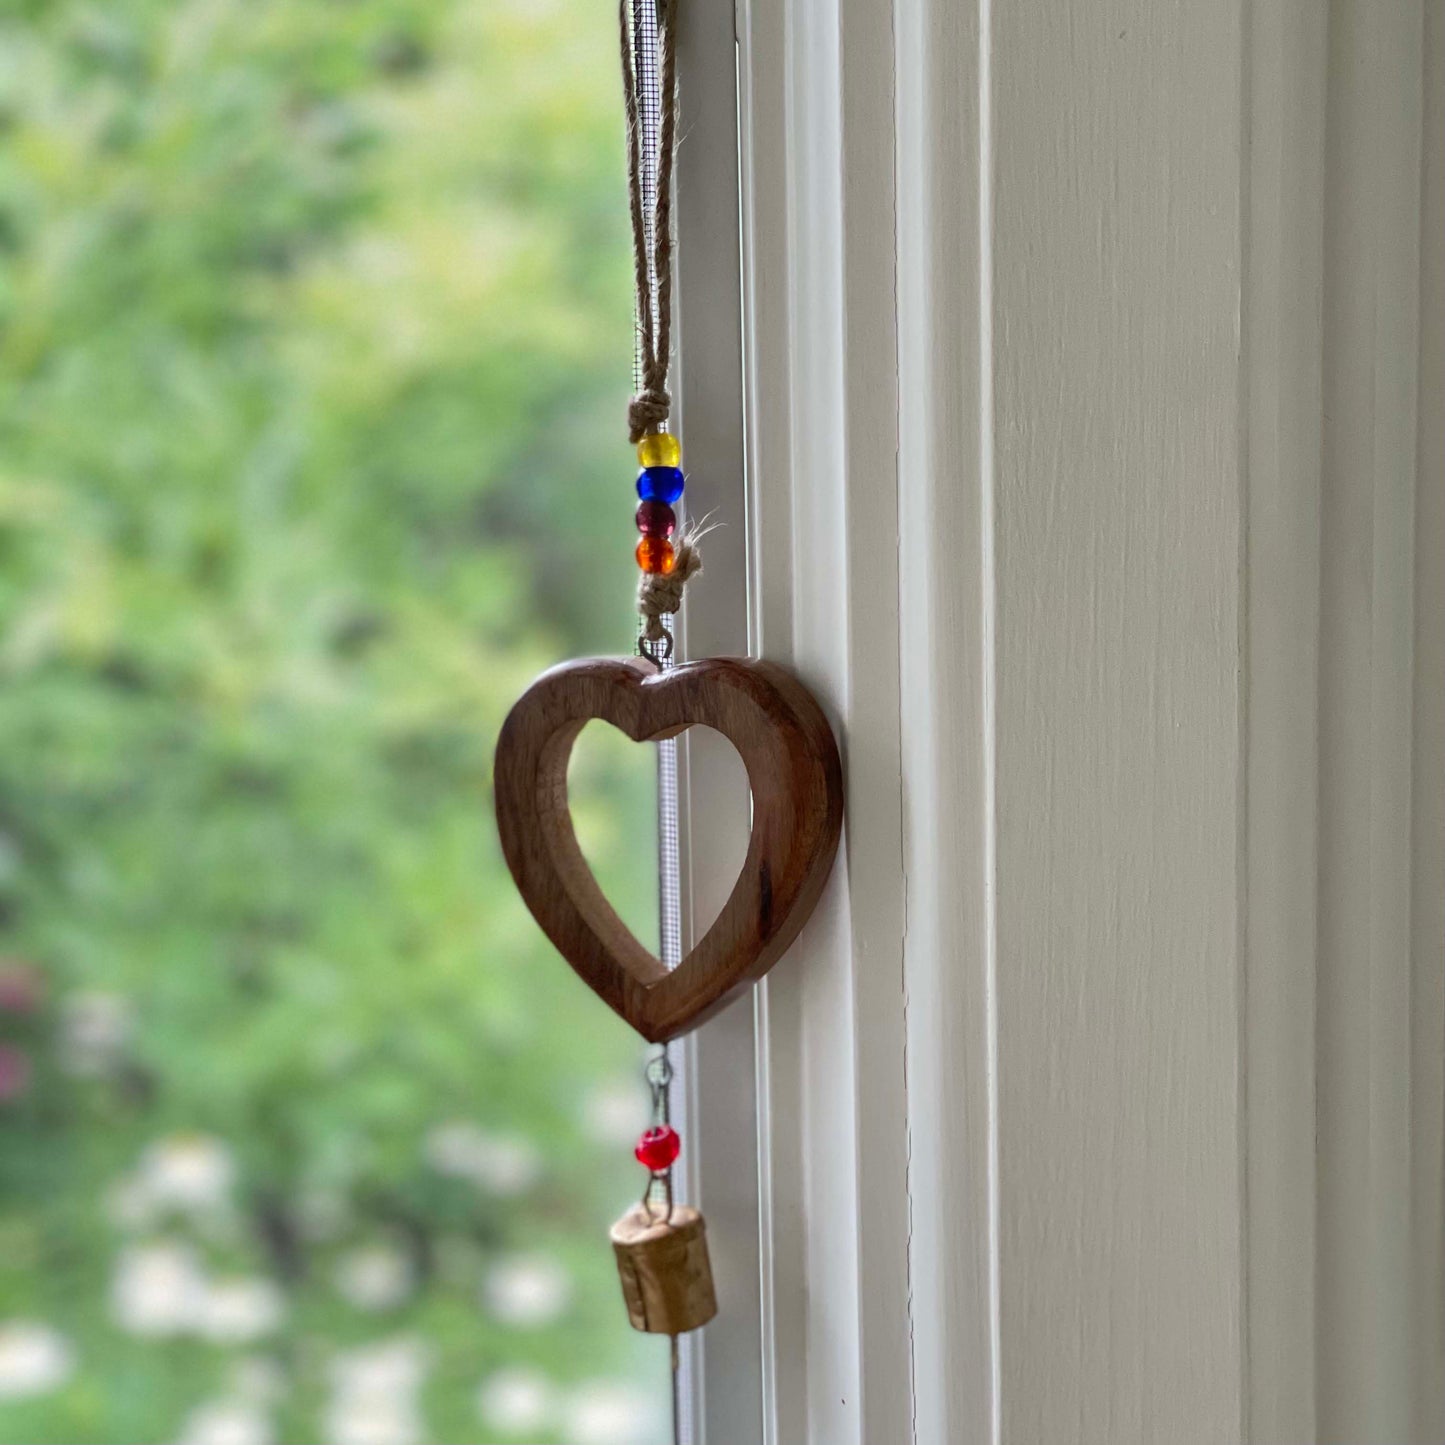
619, 0, 704, 649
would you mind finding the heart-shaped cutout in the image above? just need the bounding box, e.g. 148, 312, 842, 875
494, 656, 843, 1042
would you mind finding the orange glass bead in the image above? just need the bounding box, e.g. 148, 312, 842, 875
637, 431, 681, 469
635, 537, 676, 574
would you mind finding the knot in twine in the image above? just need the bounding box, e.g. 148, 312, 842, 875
627, 388, 672, 444
638, 534, 704, 643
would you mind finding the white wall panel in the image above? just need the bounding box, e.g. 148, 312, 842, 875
988, 3, 1247, 1440
1409, 10, 1445, 1438
1242, 0, 1327, 1436
724, 0, 1443, 1439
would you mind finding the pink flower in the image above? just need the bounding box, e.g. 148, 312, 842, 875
0, 964, 41, 1016
0, 1046, 33, 1103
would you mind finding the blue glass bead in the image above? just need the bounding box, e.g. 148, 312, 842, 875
636, 466, 684, 504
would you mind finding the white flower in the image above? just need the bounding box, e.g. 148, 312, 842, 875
197, 1278, 285, 1344
0, 1322, 75, 1399
326, 1337, 428, 1445
477, 1367, 555, 1436
581, 1080, 646, 1148
329, 1336, 428, 1402
174, 1399, 273, 1445
138, 1135, 236, 1213
472, 1134, 541, 1194
111, 1241, 207, 1337
422, 1122, 481, 1177
481, 1254, 571, 1328
423, 1122, 540, 1195
423, 1121, 485, 1177
58, 991, 133, 1075
334, 1245, 413, 1313
107, 1138, 238, 1241
324, 1399, 420, 1445
563, 1382, 663, 1445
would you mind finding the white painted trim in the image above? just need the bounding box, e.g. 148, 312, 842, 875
1243, 0, 1443, 1439
894, 0, 998, 1437
715, 0, 1443, 1438
1409, 9, 1445, 1436
739, 0, 1252, 1438
1241, 0, 1328, 1435
989, 2, 1249, 1436
670, 4, 761, 1443
739, 0, 915, 1438
1312, 0, 1427, 1432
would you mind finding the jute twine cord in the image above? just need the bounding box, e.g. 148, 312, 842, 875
619, 0, 679, 445
620, 0, 700, 644
638, 533, 702, 644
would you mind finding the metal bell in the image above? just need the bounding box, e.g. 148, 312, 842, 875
610, 1201, 717, 1335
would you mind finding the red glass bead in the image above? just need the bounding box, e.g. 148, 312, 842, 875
635, 499, 677, 538
634, 1124, 681, 1171
635, 537, 676, 574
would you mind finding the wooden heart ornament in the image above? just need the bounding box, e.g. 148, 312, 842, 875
494, 656, 843, 1042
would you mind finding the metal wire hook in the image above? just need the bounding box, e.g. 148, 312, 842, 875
638, 631, 674, 665
645, 1048, 672, 1123
639, 1167, 675, 1225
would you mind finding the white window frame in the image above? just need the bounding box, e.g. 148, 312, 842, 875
671, 0, 920, 1438
672, 0, 1443, 1441
668, 2, 764, 1442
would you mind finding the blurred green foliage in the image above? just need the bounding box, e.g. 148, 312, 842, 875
0, 1, 666, 1441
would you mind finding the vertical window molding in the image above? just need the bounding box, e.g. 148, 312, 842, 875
725, 0, 1443, 1439
1409, 8, 1445, 1435
670, 1, 762, 1441
1241, 0, 1329, 1436
893, 0, 998, 1440
1245, 0, 1444, 1440
738, 0, 1001, 1439
737, 0, 916, 1441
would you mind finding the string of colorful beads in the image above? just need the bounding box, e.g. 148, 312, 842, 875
635, 430, 683, 576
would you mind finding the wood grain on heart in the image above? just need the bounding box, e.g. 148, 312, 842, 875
493, 656, 843, 1042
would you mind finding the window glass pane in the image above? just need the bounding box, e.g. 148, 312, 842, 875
0, 3, 668, 1442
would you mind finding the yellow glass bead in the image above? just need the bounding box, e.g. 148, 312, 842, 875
636, 537, 676, 575
636, 431, 681, 469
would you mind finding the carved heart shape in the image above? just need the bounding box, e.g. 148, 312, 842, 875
494, 656, 843, 1042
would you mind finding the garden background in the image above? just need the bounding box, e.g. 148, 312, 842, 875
0, 1, 669, 1441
